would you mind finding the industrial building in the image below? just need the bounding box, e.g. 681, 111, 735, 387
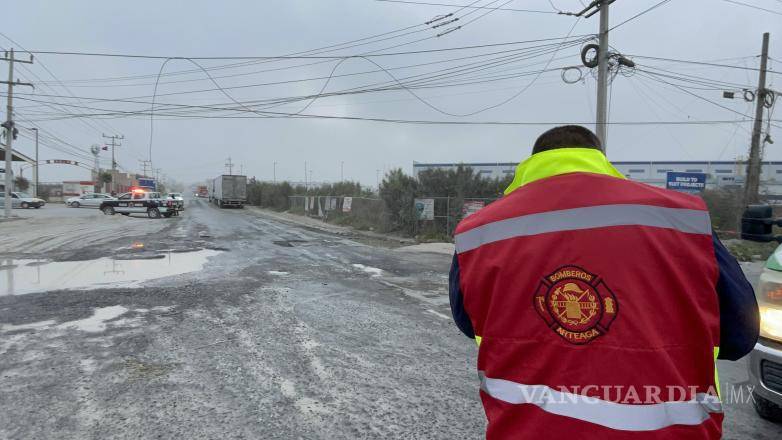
413, 160, 782, 194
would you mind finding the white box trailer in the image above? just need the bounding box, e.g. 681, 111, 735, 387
211, 175, 247, 208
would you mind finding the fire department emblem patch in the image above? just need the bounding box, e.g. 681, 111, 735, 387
533, 266, 618, 345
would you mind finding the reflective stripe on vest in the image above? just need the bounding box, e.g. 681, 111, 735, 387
479, 372, 722, 432
455, 203, 711, 254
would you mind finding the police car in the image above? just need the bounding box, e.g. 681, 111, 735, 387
99, 189, 181, 218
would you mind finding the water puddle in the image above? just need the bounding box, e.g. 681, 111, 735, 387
0, 249, 221, 295
58, 305, 129, 332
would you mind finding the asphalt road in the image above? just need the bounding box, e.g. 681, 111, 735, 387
1, 199, 781, 439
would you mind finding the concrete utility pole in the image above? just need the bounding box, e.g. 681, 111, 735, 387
32, 127, 38, 197
744, 32, 770, 205
273, 161, 277, 183
304, 161, 308, 189
595, 1, 610, 150
102, 134, 123, 172
27, 127, 38, 197
139, 159, 151, 178
90, 144, 101, 190
340, 161, 344, 182
1, 49, 34, 218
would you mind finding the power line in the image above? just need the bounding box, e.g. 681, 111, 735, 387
33, 40, 584, 90
0, 32, 122, 136
7, 62, 576, 116
626, 54, 782, 75
9, 38, 587, 110
721, 0, 782, 16
636, 66, 755, 90
374, 0, 559, 14
22, 35, 593, 61
609, 0, 674, 31
8, 44, 586, 119
32, 21, 441, 86
9, 89, 774, 127
635, 70, 782, 130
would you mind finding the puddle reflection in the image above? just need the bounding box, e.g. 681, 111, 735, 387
1, 249, 221, 295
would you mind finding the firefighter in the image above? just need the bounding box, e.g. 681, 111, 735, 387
449, 125, 759, 439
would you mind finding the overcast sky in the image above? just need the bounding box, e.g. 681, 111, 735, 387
3, 0, 781, 188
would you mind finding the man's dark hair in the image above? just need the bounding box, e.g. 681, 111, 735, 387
532, 125, 603, 154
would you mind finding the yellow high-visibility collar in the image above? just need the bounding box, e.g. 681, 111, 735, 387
504, 147, 626, 195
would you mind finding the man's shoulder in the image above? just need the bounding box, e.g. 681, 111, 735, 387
454, 173, 707, 235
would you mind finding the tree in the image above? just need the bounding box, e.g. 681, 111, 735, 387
98, 171, 113, 193
99, 171, 113, 185
379, 168, 419, 233
14, 175, 29, 191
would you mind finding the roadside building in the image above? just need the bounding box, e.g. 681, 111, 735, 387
63, 181, 98, 197
413, 160, 782, 195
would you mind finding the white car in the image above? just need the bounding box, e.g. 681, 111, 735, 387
741, 205, 782, 422
67, 193, 116, 208
166, 193, 185, 210
0, 191, 46, 209
749, 248, 782, 422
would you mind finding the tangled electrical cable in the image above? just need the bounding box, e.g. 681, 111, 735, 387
561, 40, 636, 86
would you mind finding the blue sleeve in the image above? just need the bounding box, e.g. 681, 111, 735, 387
713, 232, 760, 361
449, 253, 475, 339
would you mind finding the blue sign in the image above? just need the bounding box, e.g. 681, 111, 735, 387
138, 178, 156, 190
666, 172, 706, 193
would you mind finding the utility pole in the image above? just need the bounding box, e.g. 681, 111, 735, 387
1, 49, 34, 219
595, 1, 610, 150
28, 127, 38, 197
340, 161, 344, 182
225, 157, 234, 175
102, 134, 123, 172
139, 159, 151, 178
90, 144, 101, 191
744, 32, 770, 205
273, 161, 277, 183
304, 161, 308, 189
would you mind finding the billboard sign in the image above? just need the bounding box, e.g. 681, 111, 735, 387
414, 198, 435, 220
666, 172, 706, 194
343, 197, 352, 213
138, 178, 156, 190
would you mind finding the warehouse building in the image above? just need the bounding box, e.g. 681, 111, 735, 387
412, 160, 782, 194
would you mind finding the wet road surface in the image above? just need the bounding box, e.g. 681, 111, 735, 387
1, 199, 780, 439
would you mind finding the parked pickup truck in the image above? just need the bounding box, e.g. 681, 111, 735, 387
99, 190, 181, 218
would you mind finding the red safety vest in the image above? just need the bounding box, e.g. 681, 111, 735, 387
455, 172, 721, 439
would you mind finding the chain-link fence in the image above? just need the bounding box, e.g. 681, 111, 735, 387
288, 194, 500, 238
288, 195, 390, 231
412, 196, 499, 239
